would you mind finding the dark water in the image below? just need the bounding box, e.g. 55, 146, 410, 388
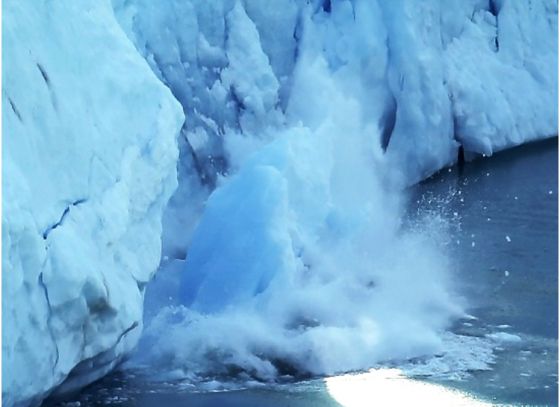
412, 138, 558, 405
48, 139, 558, 407
48, 375, 340, 407
419, 138, 558, 339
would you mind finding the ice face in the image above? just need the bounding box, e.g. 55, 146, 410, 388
3, 0, 557, 404
2, 1, 183, 406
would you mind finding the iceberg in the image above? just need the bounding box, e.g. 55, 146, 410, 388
2, 1, 183, 406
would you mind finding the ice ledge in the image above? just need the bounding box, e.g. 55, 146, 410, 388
2, 1, 184, 406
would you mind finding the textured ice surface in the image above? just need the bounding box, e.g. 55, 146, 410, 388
3, 0, 557, 404
2, 1, 183, 406
115, 0, 557, 192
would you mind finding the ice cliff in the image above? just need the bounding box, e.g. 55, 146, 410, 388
3, 0, 557, 405
3, 1, 183, 406
114, 0, 557, 194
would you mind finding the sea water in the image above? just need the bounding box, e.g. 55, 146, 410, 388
48, 139, 558, 407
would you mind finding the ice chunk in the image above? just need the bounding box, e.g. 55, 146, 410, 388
486, 332, 523, 343
2, 1, 183, 405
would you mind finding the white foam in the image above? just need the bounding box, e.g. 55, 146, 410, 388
486, 332, 523, 343
133, 44, 463, 380
399, 333, 496, 380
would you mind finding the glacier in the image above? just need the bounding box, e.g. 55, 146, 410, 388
3, 0, 557, 405
2, 1, 183, 406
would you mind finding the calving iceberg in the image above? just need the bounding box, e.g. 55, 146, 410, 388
139, 53, 462, 379
2, 1, 183, 406
3, 0, 557, 405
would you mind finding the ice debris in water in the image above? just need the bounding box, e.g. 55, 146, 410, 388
399, 332, 496, 380
486, 332, 522, 343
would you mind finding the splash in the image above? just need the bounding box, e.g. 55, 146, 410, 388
130, 32, 465, 381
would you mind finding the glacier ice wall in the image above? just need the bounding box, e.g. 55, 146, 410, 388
2, 1, 183, 406
114, 0, 556, 382
115, 0, 557, 192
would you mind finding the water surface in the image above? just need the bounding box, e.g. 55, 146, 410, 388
413, 138, 558, 405
49, 139, 558, 407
